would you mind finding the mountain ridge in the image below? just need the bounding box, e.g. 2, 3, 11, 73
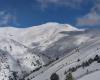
0, 22, 100, 80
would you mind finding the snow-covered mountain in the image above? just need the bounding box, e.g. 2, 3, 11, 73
0, 22, 100, 80
25, 28, 100, 80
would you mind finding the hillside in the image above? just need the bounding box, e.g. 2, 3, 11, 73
0, 22, 100, 80
25, 29, 100, 80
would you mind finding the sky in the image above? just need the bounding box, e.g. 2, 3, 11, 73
0, 0, 100, 28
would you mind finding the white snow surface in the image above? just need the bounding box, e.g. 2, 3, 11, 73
0, 22, 80, 49
78, 71, 100, 80
0, 22, 100, 80
0, 22, 82, 80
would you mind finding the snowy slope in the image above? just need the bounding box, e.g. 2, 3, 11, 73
24, 29, 100, 80
0, 22, 100, 80
0, 22, 80, 49
78, 71, 100, 80
0, 22, 84, 63
0, 22, 82, 80
0, 39, 43, 80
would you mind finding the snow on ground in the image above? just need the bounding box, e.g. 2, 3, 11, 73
0, 22, 79, 48
25, 31, 100, 80
0, 23, 82, 80
0, 22, 100, 80
78, 70, 100, 80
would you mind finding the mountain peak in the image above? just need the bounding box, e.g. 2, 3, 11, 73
35, 22, 79, 31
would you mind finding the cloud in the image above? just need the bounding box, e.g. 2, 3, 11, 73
91, 4, 100, 13
76, 2, 100, 27
77, 12, 100, 26
36, 0, 84, 9
0, 11, 10, 26
0, 11, 19, 27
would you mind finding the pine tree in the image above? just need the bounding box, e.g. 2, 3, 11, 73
94, 55, 99, 61
88, 58, 93, 64
50, 73, 59, 80
65, 72, 74, 80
